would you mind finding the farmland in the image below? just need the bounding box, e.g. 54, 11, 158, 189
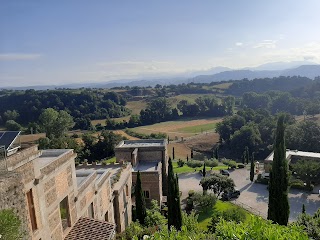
129, 117, 221, 139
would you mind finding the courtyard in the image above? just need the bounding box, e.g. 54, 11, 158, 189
178, 168, 320, 222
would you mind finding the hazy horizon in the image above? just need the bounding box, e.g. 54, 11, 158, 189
1, 1, 320, 87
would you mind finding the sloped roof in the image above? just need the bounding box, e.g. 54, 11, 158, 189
64, 217, 115, 240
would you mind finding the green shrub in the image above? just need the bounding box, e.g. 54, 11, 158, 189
188, 190, 195, 197
204, 159, 219, 168
177, 159, 185, 167
290, 179, 305, 190
0, 209, 23, 240
222, 159, 237, 168
237, 163, 245, 169
186, 160, 203, 168
192, 192, 217, 211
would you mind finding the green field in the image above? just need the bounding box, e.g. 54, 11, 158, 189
129, 117, 222, 139
172, 161, 228, 174
177, 122, 217, 133
197, 200, 251, 230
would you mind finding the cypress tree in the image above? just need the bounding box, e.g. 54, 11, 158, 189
302, 204, 306, 214
161, 157, 168, 195
245, 146, 249, 164
168, 158, 182, 230
214, 146, 219, 160
168, 158, 175, 229
203, 163, 206, 177
187, 154, 189, 161
267, 114, 290, 225
174, 174, 182, 230
172, 147, 175, 160
250, 152, 255, 182
242, 150, 246, 164
135, 171, 146, 225
191, 149, 194, 158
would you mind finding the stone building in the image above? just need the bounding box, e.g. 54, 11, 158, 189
115, 139, 168, 205
264, 149, 320, 172
0, 131, 132, 239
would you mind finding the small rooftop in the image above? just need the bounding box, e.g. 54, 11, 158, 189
116, 139, 166, 149
265, 149, 320, 161
35, 149, 71, 169
76, 168, 108, 186
64, 217, 115, 240
133, 161, 158, 172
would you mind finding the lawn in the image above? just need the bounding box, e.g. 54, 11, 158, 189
172, 161, 228, 174
177, 122, 217, 133
197, 200, 251, 230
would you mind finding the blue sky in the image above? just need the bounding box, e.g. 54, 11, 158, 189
1, 0, 320, 86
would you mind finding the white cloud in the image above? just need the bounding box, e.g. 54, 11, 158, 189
0, 53, 42, 61
253, 40, 277, 49
235, 42, 243, 46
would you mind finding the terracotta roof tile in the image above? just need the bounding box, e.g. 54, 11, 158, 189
64, 217, 116, 240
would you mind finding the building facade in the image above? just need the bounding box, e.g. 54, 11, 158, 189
0, 141, 132, 239
115, 139, 168, 205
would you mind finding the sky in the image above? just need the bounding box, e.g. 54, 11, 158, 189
1, 0, 320, 87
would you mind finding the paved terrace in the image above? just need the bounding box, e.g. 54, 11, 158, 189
116, 139, 166, 149
132, 162, 158, 172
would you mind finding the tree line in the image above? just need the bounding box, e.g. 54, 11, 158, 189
0, 89, 129, 130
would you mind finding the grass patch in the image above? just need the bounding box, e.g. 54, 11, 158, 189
172, 161, 228, 174
197, 200, 251, 230
177, 122, 217, 133
103, 156, 116, 164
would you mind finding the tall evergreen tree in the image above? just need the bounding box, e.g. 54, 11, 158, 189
214, 146, 219, 160
161, 157, 168, 196
172, 147, 175, 160
250, 152, 255, 182
242, 150, 246, 164
191, 149, 194, 158
268, 114, 290, 225
302, 204, 306, 214
245, 146, 249, 164
203, 163, 206, 177
174, 174, 182, 230
135, 171, 147, 225
167, 158, 182, 230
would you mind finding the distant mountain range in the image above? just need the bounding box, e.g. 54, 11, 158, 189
3, 61, 320, 90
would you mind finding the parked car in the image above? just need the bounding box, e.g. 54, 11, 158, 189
221, 189, 240, 201
220, 169, 230, 176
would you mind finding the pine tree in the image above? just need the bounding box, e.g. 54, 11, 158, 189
135, 171, 146, 225
172, 147, 175, 160
250, 152, 255, 182
203, 163, 206, 177
302, 204, 306, 214
268, 114, 290, 225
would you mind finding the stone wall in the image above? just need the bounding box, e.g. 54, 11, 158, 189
132, 169, 162, 204
138, 150, 163, 162
0, 171, 30, 239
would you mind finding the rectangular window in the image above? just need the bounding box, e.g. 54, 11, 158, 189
26, 189, 37, 231
125, 184, 129, 196
105, 211, 109, 221
88, 202, 94, 218
60, 197, 71, 230
143, 190, 150, 199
